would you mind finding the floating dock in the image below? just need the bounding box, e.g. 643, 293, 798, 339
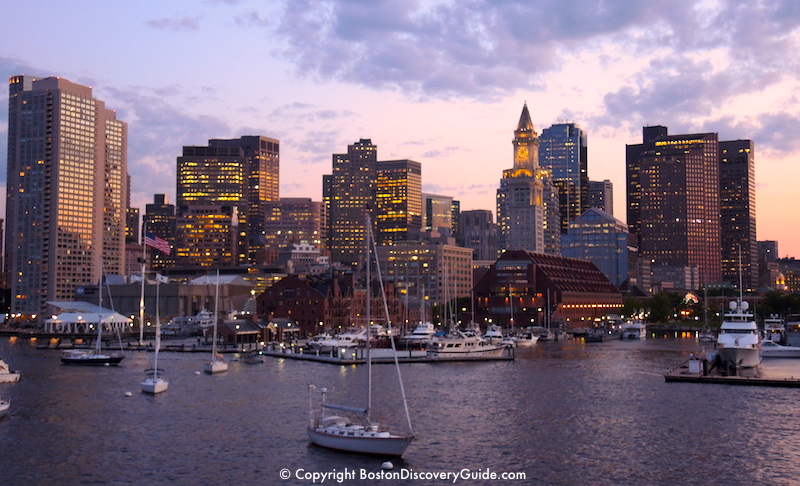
264, 346, 515, 365
664, 350, 800, 388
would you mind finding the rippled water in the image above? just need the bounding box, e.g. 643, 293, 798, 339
2, 336, 800, 485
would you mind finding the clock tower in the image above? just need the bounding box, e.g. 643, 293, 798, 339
512, 102, 539, 173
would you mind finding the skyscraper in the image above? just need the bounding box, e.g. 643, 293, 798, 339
497, 103, 546, 253
539, 123, 588, 232
627, 128, 722, 287
175, 136, 279, 265
588, 179, 613, 215
263, 197, 323, 249
457, 210, 498, 261
719, 140, 756, 290
144, 194, 176, 270
376, 160, 422, 245
423, 193, 454, 235
5, 75, 128, 315
323, 139, 378, 266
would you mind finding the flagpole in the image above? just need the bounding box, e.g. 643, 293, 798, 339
140, 222, 147, 345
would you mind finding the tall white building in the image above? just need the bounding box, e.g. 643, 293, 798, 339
5, 75, 128, 316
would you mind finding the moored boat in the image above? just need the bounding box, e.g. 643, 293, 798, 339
427, 331, 508, 360
760, 340, 800, 358
716, 300, 761, 369
0, 359, 21, 383
621, 319, 647, 339
0, 397, 9, 417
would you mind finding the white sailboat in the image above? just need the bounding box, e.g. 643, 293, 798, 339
141, 274, 168, 394
204, 270, 228, 374
307, 214, 413, 456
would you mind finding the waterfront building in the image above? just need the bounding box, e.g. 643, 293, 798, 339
719, 140, 757, 290
176, 136, 279, 265
377, 240, 473, 306
588, 179, 613, 215
144, 194, 177, 270
497, 103, 546, 253
5, 75, 128, 316
376, 160, 423, 245
627, 127, 722, 287
539, 123, 589, 232
175, 205, 239, 268
323, 139, 378, 266
473, 250, 622, 330
561, 208, 628, 287
457, 210, 498, 261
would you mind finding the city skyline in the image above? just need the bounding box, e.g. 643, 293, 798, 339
2, 2, 800, 256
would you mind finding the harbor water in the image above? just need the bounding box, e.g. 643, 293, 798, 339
2, 335, 800, 485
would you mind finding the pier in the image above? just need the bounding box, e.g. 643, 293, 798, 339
664, 350, 800, 388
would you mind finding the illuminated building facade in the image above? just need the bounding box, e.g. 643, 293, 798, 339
473, 251, 622, 330
628, 128, 722, 287
176, 136, 279, 265
588, 179, 613, 215
539, 123, 588, 233
323, 139, 378, 266
144, 194, 176, 269
497, 103, 546, 253
263, 197, 323, 250
377, 240, 473, 306
5, 75, 128, 316
376, 160, 422, 245
174, 205, 238, 267
719, 140, 757, 290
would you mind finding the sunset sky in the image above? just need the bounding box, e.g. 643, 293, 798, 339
1, 1, 799, 257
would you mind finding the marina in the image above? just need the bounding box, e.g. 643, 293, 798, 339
4, 335, 800, 485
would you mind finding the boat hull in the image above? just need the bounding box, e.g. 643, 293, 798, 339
717, 347, 762, 369
307, 427, 412, 457
760, 343, 800, 358
204, 359, 228, 374
61, 354, 124, 366
427, 345, 508, 360
0, 373, 20, 383
141, 378, 169, 394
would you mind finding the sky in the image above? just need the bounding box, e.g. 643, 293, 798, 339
1, 0, 799, 257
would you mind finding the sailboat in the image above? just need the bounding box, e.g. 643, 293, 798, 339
61, 268, 125, 366
307, 214, 414, 457
204, 270, 228, 374
141, 274, 168, 394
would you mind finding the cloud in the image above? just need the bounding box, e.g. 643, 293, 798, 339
145, 17, 201, 32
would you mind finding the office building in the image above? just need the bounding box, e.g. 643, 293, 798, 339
263, 198, 323, 250
627, 127, 722, 287
539, 123, 588, 232
176, 136, 279, 265
719, 140, 757, 290
144, 194, 177, 269
323, 139, 378, 266
497, 103, 546, 253
5, 75, 127, 316
588, 180, 613, 215
376, 160, 423, 245
457, 210, 498, 261
757, 240, 781, 289
175, 205, 239, 268
561, 209, 628, 287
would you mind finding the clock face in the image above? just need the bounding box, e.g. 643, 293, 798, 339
518, 145, 529, 159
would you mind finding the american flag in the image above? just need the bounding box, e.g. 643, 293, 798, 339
144, 232, 171, 255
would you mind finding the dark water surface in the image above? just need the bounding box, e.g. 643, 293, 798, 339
2, 336, 800, 485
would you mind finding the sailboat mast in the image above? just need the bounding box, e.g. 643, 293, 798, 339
140, 225, 147, 345
212, 269, 220, 358
96, 266, 103, 353
365, 214, 372, 422
154, 278, 161, 371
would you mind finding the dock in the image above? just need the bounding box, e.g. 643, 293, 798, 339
264, 345, 515, 365
664, 350, 800, 388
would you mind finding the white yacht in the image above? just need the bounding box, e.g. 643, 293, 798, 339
512, 331, 540, 347
621, 319, 647, 339
308, 328, 366, 353
716, 300, 761, 369
400, 322, 436, 342
763, 315, 785, 343
760, 340, 800, 358
427, 331, 508, 360
0, 359, 21, 383
483, 324, 505, 344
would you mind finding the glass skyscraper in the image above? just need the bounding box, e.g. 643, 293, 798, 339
538, 123, 588, 233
